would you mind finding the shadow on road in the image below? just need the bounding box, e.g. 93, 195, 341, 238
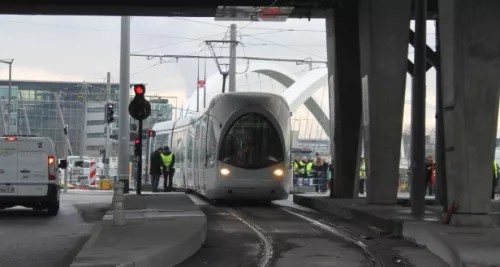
73, 203, 110, 223
0, 208, 52, 219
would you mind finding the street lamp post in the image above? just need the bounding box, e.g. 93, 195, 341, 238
0, 59, 14, 135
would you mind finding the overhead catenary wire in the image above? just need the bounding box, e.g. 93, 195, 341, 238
131, 53, 327, 65
132, 31, 225, 54
167, 16, 325, 33
241, 33, 326, 59
131, 46, 209, 75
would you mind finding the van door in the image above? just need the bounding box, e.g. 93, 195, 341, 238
17, 140, 49, 196
0, 140, 18, 196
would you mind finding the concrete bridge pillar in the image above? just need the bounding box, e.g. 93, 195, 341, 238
438, 0, 500, 226
358, 0, 412, 205
326, 2, 363, 198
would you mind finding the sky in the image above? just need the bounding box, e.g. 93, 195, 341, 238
0, 15, 488, 139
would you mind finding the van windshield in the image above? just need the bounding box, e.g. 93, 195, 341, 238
74, 161, 90, 168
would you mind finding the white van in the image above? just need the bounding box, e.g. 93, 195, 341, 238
0, 136, 61, 215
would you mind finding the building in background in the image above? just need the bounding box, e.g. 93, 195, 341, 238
0, 80, 117, 157
0, 80, 176, 158
0, 85, 19, 134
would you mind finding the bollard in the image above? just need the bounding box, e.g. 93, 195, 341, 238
113, 181, 126, 226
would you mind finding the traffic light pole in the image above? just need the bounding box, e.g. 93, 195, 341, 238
63, 125, 68, 193
136, 119, 143, 195
129, 84, 151, 196
104, 72, 111, 178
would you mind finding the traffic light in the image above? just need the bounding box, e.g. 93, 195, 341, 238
105, 103, 115, 124
128, 84, 151, 121
148, 130, 156, 137
134, 84, 145, 96
134, 138, 141, 156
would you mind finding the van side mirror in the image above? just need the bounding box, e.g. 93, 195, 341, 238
59, 159, 68, 169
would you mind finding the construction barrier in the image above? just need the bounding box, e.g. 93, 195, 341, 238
98, 179, 113, 190
293, 171, 327, 186
88, 162, 98, 189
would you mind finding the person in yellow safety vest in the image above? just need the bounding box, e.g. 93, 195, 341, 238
297, 156, 307, 176
305, 158, 314, 177
359, 158, 367, 195
293, 155, 304, 177
160, 146, 176, 192
492, 160, 499, 199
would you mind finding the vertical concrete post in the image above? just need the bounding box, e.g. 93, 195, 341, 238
358, 0, 412, 204
325, 11, 336, 193
410, 0, 428, 215
438, 0, 500, 226
327, 2, 363, 198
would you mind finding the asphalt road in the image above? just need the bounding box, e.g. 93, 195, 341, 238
0, 190, 112, 267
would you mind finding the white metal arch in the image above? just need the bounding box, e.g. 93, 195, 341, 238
184, 62, 330, 137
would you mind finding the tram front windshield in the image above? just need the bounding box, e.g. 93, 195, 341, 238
219, 113, 284, 169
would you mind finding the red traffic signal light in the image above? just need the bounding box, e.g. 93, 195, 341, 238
148, 130, 156, 137
134, 84, 145, 95
134, 138, 140, 145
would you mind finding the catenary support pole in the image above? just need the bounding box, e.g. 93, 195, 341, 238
118, 16, 131, 194
196, 56, 200, 112
228, 24, 237, 93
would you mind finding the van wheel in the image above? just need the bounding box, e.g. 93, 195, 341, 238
47, 201, 60, 216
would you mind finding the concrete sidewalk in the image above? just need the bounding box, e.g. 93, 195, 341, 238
70, 192, 207, 267
294, 194, 500, 267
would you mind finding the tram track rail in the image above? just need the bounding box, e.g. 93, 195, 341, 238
188, 194, 274, 267
224, 203, 386, 267
226, 208, 274, 267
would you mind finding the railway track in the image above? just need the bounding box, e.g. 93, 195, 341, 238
187, 195, 389, 267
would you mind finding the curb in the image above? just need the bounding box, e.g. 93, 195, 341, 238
70, 193, 208, 267
70, 215, 207, 267
125, 217, 207, 267
402, 221, 461, 267
293, 194, 404, 236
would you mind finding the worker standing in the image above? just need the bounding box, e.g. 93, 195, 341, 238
149, 147, 165, 192
161, 146, 176, 192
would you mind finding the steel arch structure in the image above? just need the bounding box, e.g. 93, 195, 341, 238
184, 62, 330, 136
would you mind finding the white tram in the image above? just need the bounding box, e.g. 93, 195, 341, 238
148, 92, 292, 202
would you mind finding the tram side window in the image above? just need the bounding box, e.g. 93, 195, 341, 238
155, 134, 169, 150
187, 127, 194, 168
218, 113, 283, 169
173, 129, 186, 168
208, 118, 217, 163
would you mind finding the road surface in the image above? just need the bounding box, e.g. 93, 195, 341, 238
0, 190, 112, 267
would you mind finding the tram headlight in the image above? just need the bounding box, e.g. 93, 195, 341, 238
220, 168, 231, 176
273, 169, 284, 177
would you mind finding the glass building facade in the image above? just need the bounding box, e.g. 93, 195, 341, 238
0, 80, 120, 158
0, 80, 175, 158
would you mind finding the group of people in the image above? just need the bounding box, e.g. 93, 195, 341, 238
149, 146, 176, 192
292, 153, 330, 193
